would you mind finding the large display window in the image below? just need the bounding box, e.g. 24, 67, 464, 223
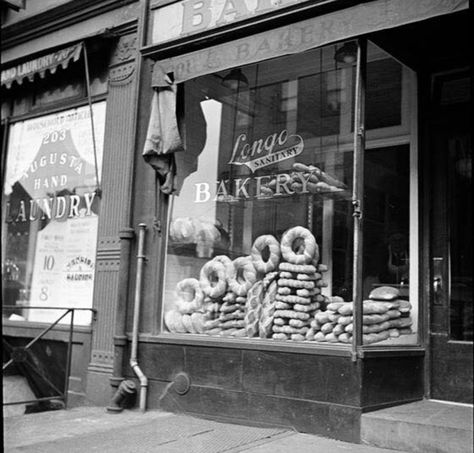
160, 40, 418, 347
1, 102, 106, 325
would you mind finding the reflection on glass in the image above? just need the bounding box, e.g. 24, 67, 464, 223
360, 43, 415, 346
162, 41, 413, 345
163, 44, 356, 343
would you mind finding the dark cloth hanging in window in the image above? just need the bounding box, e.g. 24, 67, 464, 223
143, 62, 207, 195
142, 63, 184, 194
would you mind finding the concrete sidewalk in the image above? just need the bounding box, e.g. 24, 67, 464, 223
3, 406, 406, 453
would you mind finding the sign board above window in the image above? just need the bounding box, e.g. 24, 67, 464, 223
151, 0, 313, 45
154, 0, 468, 83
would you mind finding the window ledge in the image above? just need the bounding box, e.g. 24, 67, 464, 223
135, 332, 353, 356
131, 333, 425, 358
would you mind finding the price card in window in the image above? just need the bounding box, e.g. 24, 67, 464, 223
28, 216, 98, 325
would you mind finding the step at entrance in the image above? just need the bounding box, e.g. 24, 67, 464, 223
361, 400, 473, 453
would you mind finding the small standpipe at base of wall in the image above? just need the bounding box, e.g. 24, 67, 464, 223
106, 379, 137, 413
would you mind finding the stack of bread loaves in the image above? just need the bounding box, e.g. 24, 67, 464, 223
247, 235, 281, 338
270, 226, 329, 341
200, 255, 255, 337
164, 277, 206, 334
214, 290, 247, 337
306, 286, 413, 344
165, 227, 338, 343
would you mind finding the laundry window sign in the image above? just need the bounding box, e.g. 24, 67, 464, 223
2, 102, 106, 325
151, 0, 312, 45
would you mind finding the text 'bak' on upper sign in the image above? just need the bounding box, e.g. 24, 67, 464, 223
152, 0, 310, 45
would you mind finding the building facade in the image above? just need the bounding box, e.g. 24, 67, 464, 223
2, 0, 471, 443
1, 0, 142, 406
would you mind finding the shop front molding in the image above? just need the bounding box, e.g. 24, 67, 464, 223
109, 63, 136, 86
1, 0, 138, 49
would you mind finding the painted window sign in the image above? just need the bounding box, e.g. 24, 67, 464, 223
1, 102, 106, 325
152, 0, 312, 45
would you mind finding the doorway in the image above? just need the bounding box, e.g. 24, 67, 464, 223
427, 68, 472, 403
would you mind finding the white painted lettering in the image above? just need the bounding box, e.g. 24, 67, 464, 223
234, 178, 250, 198
182, 0, 212, 35
84, 192, 96, 216
275, 173, 294, 195
195, 182, 211, 202
68, 195, 81, 218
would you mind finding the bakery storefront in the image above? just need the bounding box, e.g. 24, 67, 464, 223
126, 0, 471, 441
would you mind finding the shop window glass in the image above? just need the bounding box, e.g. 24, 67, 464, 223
351, 45, 403, 132
365, 58, 402, 129
361, 45, 416, 346
362, 145, 412, 344
1, 102, 106, 325
162, 41, 413, 346
162, 44, 357, 343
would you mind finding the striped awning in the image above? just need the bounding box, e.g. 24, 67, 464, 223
1, 42, 83, 89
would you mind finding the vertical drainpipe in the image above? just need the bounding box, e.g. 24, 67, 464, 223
130, 223, 148, 411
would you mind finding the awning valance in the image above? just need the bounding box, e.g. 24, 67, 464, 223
1, 42, 83, 89
156, 0, 468, 84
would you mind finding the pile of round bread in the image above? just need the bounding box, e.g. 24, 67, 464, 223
260, 162, 346, 198
164, 226, 412, 345
306, 286, 412, 344
270, 226, 328, 341
164, 226, 328, 340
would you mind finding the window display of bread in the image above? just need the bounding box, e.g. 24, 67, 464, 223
368, 285, 400, 301
259, 280, 278, 338
244, 281, 264, 337
306, 286, 413, 344
213, 254, 233, 268
164, 225, 414, 346
279, 262, 317, 273
174, 278, 204, 314
164, 309, 187, 333
228, 256, 258, 296
200, 260, 228, 298
270, 229, 326, 341
190, 312, 207, 334
169, 217, 196, 243
260, 162, 346, 197
280, 226, 318, 265
292, 162, 346, 189
251, 235, 281, 274
182, 314, 198, 333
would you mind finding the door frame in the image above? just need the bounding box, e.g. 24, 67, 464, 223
421, 67, 473, 403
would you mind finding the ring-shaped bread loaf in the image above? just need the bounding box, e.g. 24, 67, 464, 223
200, 260, 227, 298
251, 235, 281, 273
280, 226, 318, 265
164, 310, 186, 333
228, 256, 257, 296
175, 278, 204, 313
212, 255, 233, 272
